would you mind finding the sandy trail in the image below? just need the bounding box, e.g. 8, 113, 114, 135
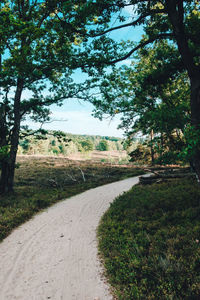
0, 176, 139, 300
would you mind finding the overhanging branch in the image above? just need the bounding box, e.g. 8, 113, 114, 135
89, 9, 166, 37
106, 33, 174, 65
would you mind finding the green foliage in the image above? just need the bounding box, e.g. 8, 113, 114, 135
19, 139, 30, 153
155, 151, 180, 165
90, 40, 190, 165
0, 0, 113, 192
98, 178, 200, 299
83, 1, 200, 168
97, 140, 109, 151
129, 144, 151, 164
18, 131, 123, 156
0, 146, 10, 164
180, 125, 200, 162
2, 0, 200, 190
51, 140, 56, 146
79, 139, 94, 152
52, 148, 59, 155
58, 144, 64, 154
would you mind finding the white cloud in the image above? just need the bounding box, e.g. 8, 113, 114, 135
117, 59, 133, 66
22, 110, 124, 138
123, 5, 135, 15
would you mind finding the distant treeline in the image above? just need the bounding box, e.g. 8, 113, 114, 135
18, 131, 125, 156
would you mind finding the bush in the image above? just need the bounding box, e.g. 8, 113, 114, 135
79, 140, 94, 152
129, 143, 151, 163
97, 140, 109, 151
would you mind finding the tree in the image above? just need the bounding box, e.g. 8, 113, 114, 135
79, 139, 94, 152
77, 0, 200, 179
89, 40, 190, 164
129, 143, 151, 164
97, 140, 109, 151
19, 138, 30, 153
0, 0, 106, 193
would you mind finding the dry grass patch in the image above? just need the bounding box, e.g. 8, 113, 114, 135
0, 155, 144, 242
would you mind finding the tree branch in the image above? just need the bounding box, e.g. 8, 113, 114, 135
165, 0, 197, 75
58, 8, 165, 39
105, 33, 174, 65
88, 9, 166, 37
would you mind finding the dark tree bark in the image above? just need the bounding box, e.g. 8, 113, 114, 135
165, 0, 200, 182
150, 129, 155, 165
190, 77, 200, 183
0, 78, 23, 194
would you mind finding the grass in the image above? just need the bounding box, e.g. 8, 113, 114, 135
0, 155, 145, 242
98, 178, 200, 299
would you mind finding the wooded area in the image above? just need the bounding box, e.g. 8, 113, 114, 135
18, 131, 124, 155
0, 0, 200, 193
0, 2, 200, 297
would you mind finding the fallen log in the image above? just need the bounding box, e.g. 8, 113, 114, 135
140, 172, 195, 184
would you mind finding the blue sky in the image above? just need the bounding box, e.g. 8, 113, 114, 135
26, 103, 125, 137
25, 5, 143, 138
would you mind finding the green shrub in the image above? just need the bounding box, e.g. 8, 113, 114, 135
97, 140, 109, 151
79, 140, 94, 152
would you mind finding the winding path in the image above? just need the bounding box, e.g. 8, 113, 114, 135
0, 176, 140, 300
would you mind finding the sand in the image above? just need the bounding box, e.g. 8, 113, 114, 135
0, 176, 140, 300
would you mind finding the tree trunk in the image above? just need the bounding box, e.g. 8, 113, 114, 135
190, 76, 200, 183
150, 129, 155, 165
0, 78, 23, 194
165, 1, 200, 183
160, 132, 164, 161
0, 160, 16, 194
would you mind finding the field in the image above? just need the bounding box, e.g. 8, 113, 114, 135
0, 154, 144, 242
66, 150, 129, 164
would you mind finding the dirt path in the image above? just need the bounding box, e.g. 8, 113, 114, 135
0, 176, 140, 300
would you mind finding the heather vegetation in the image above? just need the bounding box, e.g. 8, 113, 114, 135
98, 178, 200, 299
0, 155, 144, 242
